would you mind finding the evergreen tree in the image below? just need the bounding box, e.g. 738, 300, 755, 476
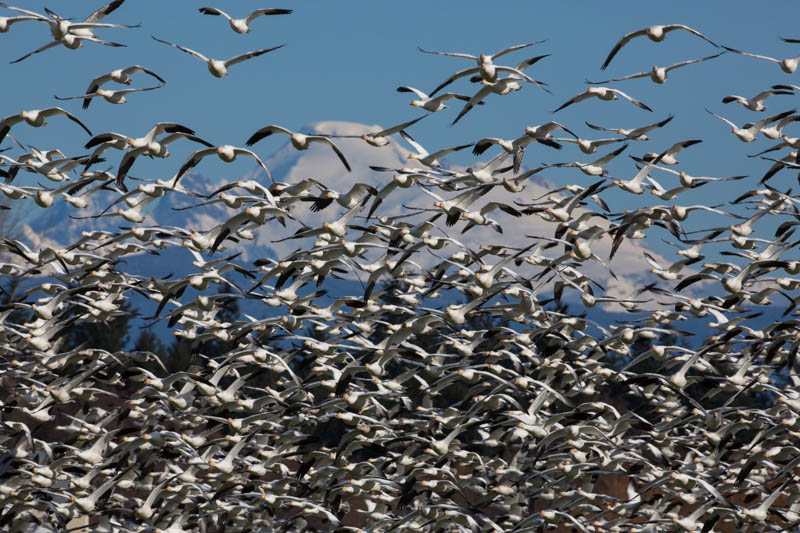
63, 300, 136, 352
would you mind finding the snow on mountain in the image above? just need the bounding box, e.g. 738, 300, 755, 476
17, 121, 682, 314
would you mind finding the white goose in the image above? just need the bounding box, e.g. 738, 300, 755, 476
325, 115, 426, 147
723, 45, 800, 74
396, 86, 474, 113
399, 130, 470, 169
0, 107, 91, 145
554, 87, 652, 113
245, 125, 351, 171
706, 108, 796, 142
172, 145, 274, 186
419, 40, 544, 90
198, 7, 292, 34
723, 86, 794, 112
54, 85, 162, 107
0, 8, 47, 33
600, 24, 718, 70
152, 36, 284, 78
588, 52, 723, 85
80, 65, 165, 109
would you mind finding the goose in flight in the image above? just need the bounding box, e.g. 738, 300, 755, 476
198, 7, 292, 34
556, 136, 626, 155
706, 108, 795, 142
399, 130, 470, 169
722, 86, 794, 112
396, 86, 476, 113
472, 122, 568, 172
0, 1, 136, 41
245, 125, 351, 171
0, 9, 47, 33
54, 85, 162, 107
554, 87, 652, 113
0, 108, 91, 144
116, 131, 214, 189
152, 36, 284, 78
172, 145, 273, 186
723, 45, 800, 74
450, 55, 553, 125
586, 115, 673, 141
600, 24, 718, 70
10, 33, 126, 64
588, 52, 724, 85
450, 77, 523, 126
324, 115, 426, 147
419, 40, 545, 89
549, 144, 628, 176
641, 139, 702, 165
80, 65, 165, 109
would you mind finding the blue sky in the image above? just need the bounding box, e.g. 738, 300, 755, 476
3, 1, 800, 270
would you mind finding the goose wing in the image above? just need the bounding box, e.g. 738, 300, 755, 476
246, 8, 293, 24
224, 44, 284, 67
307, 136, 351, 172
245, 125, 293, 146
600, 27, 648, 70
151, 36, 209, 63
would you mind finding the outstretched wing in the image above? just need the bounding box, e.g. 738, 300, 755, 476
245, 125, 292, 146
225, 44, 285, 67
309, 136, 351, 172
151, 36, 210, 63
601, 28, 648, 70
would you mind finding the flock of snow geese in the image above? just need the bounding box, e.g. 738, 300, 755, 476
3, 2, 800, 532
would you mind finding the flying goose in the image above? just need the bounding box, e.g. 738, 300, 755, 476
198, 7, 292, 34
0, 107, 91, 145
152, 36, 284, 78
554, 87, 653, 113
600, 24, 718, 70
79, 65, 165, 109
245, 125, 351, 171
588, 52, 724, 85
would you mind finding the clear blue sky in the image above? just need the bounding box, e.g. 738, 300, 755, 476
3, 1, 800, 226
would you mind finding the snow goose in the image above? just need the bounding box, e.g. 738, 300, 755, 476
586, 115, 673, 141
398, 130, 470, 169
723, 45, 800, 74
396, 86, 475, 113
601, 24, 718, 70
641, 139, 702, 165
198, 7, 292, 34
10, 34, 126, 64
0, 107, 91, 144
54, 85, 163, 107
554, 87, 652, 113
473, 122, 568, 172
152, 36, 284, 78
450, 77, 524, 125
706, 108, 795, 142
450, 55, 552, 125
419, 40, 545, 90
0, 10, 48, 33
172, 145, 273, 186
550, 144, 628, 176
116, 131, 214, 189
556, 135, 626, 155
0, 1, 136, 41
722, 86, 794, 112
589, 52, 723, 84
325, 115, 426, 147
80, 65, 165, 109
245, 125, 351, 171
